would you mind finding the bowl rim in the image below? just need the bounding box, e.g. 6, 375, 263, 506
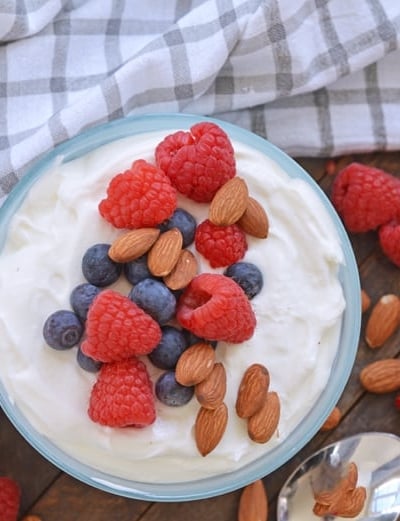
0, 113, 361, 501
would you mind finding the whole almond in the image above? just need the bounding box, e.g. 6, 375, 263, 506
314, 486, 366, 518
360, 358, 400, 393
236, 364, 270, 419
175, 342, 216, 386
195, 402, 228, 456
365, 293, 400, 348
314, 462, 358, 506
195, 362, 226, 409
237, 196, 269, 239
163, 249, 198, 290
361, 289, 371, 313
108, 228, 160, 262
147, 227, 183, 277
238, 479, 268, 521
320, 406, 342, 432
247, 391, 280, 444
209, 177, 249, 226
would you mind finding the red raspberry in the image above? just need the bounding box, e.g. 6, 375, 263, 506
155, 122, 236, 202
81, 289, 161, 363
378, 219, 400, 267
88, 358, 156, 427
195, 219, 247, 268
395, 394, 400, 410
0, 477, 20, 521
99, 159, 177, 228
176, 273, 256, 343
330, 162, 400, 232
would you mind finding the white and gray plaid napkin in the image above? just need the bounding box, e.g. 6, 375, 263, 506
1, 0, 400, 204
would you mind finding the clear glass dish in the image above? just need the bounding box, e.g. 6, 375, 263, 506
0, 113, 361, 502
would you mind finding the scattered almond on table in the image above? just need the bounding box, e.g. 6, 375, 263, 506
361, 289, 371, 313
238, 479, 268, 521
320, 406, 342, 431
365, 293, 400, 348
360, 359, 400, 394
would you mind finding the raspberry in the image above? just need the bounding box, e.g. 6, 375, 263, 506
176, 273, 256, 343
331, 162, 400, 232
88, 358, 156, 427
395, 394, 400, 410
99, 159, 177, 228
0, 477, 20, 521
155, 122, 236, 202
81, 289, 161, 362
195, 219, 247, 268
378, 219, 400, 267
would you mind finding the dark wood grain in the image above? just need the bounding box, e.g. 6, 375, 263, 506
1, 152, 400, 521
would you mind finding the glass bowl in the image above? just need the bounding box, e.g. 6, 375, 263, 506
0, 113, 360, 501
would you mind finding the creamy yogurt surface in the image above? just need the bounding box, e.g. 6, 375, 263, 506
0, 130, 345, 483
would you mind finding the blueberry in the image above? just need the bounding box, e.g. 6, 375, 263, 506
224, 262, 264, 299
183, 330, 217, 349
129, 278, 176, 325
159, 208, 197, 247
155, 371, 194, 406
148, 326, 188, 369
76, 346, 102, 373
70, 283, 101, 322
123, 254, 153, 285
43, 310, 84, 350
82, 243, 121, 287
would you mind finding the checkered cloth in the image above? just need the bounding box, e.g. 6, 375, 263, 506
1, 0, 400, 204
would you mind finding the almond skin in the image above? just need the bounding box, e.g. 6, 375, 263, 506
195, 402, 228, 456
247, 391, 280, 444
361, 289, 371, 313
237, 196, 269, 239
238, 479, 268, 521
108, 228, 160, 262
313, 486, 366, 518
163, 249, 198, 290
147, 227, 183, 277
195, 362, 226, 409
175, 342, 215, 386
365, 293, 400, 348
314, 462, 358, 506
209, 177, 249, 226
236, 363, 270, 419
320, 406, 342, 432
360, 358, 400, 393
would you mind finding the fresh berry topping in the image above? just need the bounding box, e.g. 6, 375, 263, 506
159, 208, 197, 247
378, 219, 400, 267
0, 476, 20, 521
224, 261, 264, 299
70, 283, 101, 322
76, 346, 103, 373
155, 122, 236, 202
99, 159, 177, 228
129, 278, 176, 325
331, 162, 400, 232
177, 273, 256, 343
88, 358, 156, 427
123, 254, 153, 285
81, 289, 161, 362
195, 219, 247, 268
82, 243, 121, 287
43, 310, 84, 350
155, 370, 194, 407
148, 325, 188, 370
183, 329, 217, 349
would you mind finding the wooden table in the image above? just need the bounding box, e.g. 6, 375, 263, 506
1, 151, 400, 521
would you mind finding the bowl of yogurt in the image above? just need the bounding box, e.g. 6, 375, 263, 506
0, 113, 360, 501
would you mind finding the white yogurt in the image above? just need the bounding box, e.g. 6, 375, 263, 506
0, 131, 345, 482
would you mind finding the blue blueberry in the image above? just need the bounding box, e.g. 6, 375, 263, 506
224, 262, 264, 299
123, 254, 153, 285
76, 346, 102, 373
128, 278, 176, 325
148, 326, 188, 370
82, 243, 121, 287
183, 330, 217, 349
155, 371, 194, 406
70, 283, 101, 322
159, 208, 197, 247
43, 310, 84, 350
